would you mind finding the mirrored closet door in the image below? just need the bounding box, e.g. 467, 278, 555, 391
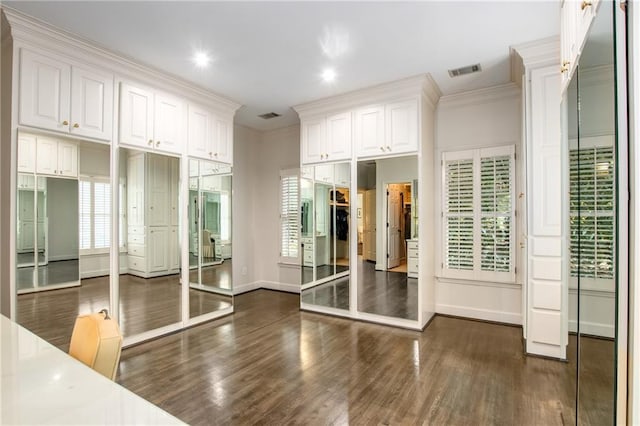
356, 156, 418, 321
301, 162, 351, 311
188, 158, 233, 319
118, 148, 181, 337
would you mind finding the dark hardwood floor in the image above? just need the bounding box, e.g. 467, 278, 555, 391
117, 289, 613, 426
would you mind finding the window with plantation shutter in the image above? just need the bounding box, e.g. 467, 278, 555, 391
569, 140, 615, 288
78, 177, 112, 252
442, 146, 515, 282
280, 169, 300, 263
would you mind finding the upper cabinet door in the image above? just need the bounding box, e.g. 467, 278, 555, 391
153, 92, 184, 155
355, 105, 384, 158
326, 112, 352, 162
120, 83, 154, 150
213, 116, 232, 164
187, 104, 212, 159
385, 99, 418, 154
20, 50, 71, 133
35, 137, 58, 175
70, 66, 114, 141
301, 118, 326, 164
17, 133, 37, 173
57, 141, 78, 177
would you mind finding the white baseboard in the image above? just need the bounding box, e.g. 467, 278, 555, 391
80, 267, 128, 279
569, 320, 615, 339
232, 281, 261, 295
233, 280, 300, 295
436, 303, 522, 325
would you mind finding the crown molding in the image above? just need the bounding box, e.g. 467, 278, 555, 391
1, 6, 242, 114
438, 83, 520, 109
511, 36, 560, 70
293, 74, 442, 119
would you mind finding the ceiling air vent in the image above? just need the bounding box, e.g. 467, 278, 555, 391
258, 112, 281, 120
448, 63, 482, 78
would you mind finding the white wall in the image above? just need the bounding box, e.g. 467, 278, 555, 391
434, 84, 523, 324
47, 178, 78, 261
79, 143, 110, 177
252, 124, 301, 293
231, 124, 261, 293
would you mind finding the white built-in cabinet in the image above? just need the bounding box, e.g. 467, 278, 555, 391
18, 133, 78, 178
19, 49, 114, 141
301, 112, 352, 164
119, 83, 184, 155
299, 97, 419, 165
187, 104, 233, 164
126, 152, 180, 278
561, 0, 600, 89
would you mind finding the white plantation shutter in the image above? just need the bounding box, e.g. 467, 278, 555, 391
79, 181, 91, 250
570, 145, 615, 283
442, 146, 515, 282
79, 177, 111, 252
280, 170, 300, 262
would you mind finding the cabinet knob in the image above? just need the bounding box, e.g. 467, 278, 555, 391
209, 152, 213, 157
156, 141, 161, 147
54, 170, 57, 174
325, 153, 329, 159
148, 139, 153, 146
73, 123, 79, 128
214, 153, 218, 157
380, 146, 385, 152
581, 0, 592, 10
561, 61, 570, 73
62, 120, 69, 126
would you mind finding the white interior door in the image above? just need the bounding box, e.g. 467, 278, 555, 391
387, 186, 402, 269
363, 189, 376, 261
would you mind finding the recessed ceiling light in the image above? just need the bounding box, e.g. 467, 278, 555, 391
193, 51, 211, 68
321, 68, 336, 83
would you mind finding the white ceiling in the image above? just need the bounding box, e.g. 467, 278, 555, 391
5, 1, 560, 131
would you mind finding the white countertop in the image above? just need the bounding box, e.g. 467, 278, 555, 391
0, 315, 184, 425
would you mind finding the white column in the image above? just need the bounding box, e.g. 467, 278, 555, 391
514, 37, 568, 359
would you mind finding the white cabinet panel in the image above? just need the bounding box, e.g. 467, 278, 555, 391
57, 141, 78, 177
35, 137, 58, 175
70, 66, 113, 141
169, 227, 180, 270
355, 105, 385, 158
326, 112, 352, 161
187, 105, 211, 159
17, 134, 36, 173
119, 83, 154, 149
20, 49, 71, 132
301, 118, 326, 164
148, 227, 168, 272
147, 155, 169, 226
153, 93, 183, 155
386, 99, 418, 154
214, 117, 232, 164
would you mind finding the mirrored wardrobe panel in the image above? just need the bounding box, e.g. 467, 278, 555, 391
356, 156, 418, 320
568, 2, 618, 423
301, 162, 350, 311
188, 159, 233, 319
16, 133, 111, 351
119, 148, 181, 337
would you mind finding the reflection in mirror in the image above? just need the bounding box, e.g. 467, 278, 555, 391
16, 137, 109, 351
356, 156, 418, 320
119, 148, 181, 336
301, 162, 350, 310
188, 159, 233, 319
300, 167, 314, 285
570, 2, 617, 423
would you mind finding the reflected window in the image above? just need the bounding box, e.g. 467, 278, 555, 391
570, 145, 615, 280
79, 178, 111, 251
279, 169, 299, 262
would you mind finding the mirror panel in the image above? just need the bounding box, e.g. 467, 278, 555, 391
356, 156, 418, 320
189, 159, 233, 319
119, 148, 181, 337
301, 162, 350, 311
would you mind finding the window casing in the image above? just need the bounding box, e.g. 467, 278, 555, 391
442, 146, 516, 283
280, 169, 300, 263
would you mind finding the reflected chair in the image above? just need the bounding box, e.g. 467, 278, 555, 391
202, 229, 214, 259
69, 309, 123, 380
